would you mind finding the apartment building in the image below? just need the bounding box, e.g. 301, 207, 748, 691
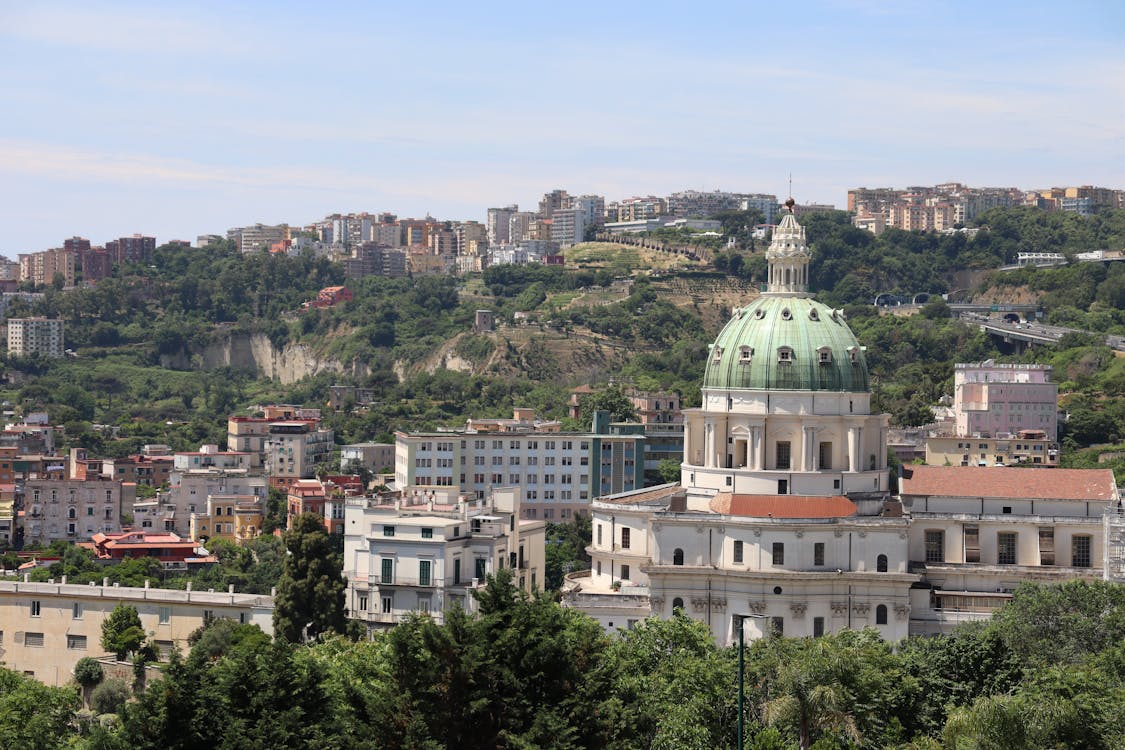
18, 248, 75, 288
21, 477, 134, 547
101, 454, 173, 487
341, 442, 395, 474
0, 579, 274, 686
926, 431, 1059, 468
105, 234, 156, 265
952, 362, 1058, 441
161, 470, 268, 537
7, 317, 64, 358
343, 487, 545, 633
266, 421, 334, 487
550, 207, 587, 248
344, 242, 407, 279
487, 205, 518, 245
189, 494, 264, 545
227, 224, 290, 253
394, 411, 645, 520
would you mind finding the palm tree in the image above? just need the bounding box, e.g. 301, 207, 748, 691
760, 643, 861, 750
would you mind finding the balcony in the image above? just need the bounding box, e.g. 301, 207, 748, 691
369, 576, 437, 588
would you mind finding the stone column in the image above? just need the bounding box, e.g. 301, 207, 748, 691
705, 420, 715, 468
848, 427, 863, 472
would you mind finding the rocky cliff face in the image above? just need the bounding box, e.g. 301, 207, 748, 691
161, 332, 367, 383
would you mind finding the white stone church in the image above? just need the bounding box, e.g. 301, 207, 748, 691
562, 201, 1123, 644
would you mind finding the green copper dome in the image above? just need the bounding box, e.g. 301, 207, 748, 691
703, 296, 870, 392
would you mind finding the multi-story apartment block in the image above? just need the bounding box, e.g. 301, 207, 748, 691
739, 194, 780, 224
487, 205, 518, 245
454, 221, 488, 255
105, 234, 156, 265
341, 443, 395, 474
343, 243, 407, 278
953, 362, 1058, 441
537, 189, 570, 219
18, 248, 75, 288
7, 317, 64, 358
508, 211, 537, 243
343, 487, 545, 633
161, 470, 268, 538
189, 494, 264, 545
0, 292, 44, 319
550, 208, 587, 248
394, 410, 645, 521
667, 190, 747, 217
266, 421, 334, 487
0, 579, 274, 686
174, 445, 255, 473
101, 454, 173, 487
925, 432, 1059, 468
227, 224, 289, 253
572, 195, 606, 230
21, 477, 134, 547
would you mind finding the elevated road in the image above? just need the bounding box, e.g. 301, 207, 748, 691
958, 313, 1125, 353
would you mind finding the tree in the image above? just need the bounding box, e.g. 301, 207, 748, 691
580, 384, 638, 423
273, 512, 347, 642
101, 604, 146, 661
90, 678, 130, 715
657, 458, 681, 484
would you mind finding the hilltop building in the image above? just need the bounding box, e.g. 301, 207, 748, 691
7, 317, 64, 358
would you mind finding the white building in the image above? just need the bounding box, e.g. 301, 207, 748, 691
343, 487, 545, 633
7, 317, 64, 358
564, 203, 1120, 645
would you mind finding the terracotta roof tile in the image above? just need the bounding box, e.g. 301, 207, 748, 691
711, 493, 857, 518
899, 465, 1117, 502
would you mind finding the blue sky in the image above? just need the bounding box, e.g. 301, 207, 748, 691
1, 0, 1123, 252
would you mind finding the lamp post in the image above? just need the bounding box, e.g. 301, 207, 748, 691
733, 612, 768, 749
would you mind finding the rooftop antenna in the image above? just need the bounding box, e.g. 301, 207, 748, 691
788, 173, 793, 201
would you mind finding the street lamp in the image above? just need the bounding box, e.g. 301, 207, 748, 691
733, 612, 768, 750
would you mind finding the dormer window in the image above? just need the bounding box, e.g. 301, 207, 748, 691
781, 308, 792, 321
818, 347, 832, 364
754, 308, 766, 320
738, 346, 754, 365
808, 308, 819, 321
778, 346, 794, 363
847, 346, 860, 364
713, 346, 724, 362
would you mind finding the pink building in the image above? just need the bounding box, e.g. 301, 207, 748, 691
953, 362, 1058, 441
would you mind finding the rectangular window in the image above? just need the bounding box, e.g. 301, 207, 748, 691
72, 602, 82, 620
733, 540, 744, 564
620, 527, 631, 549
381, 558, 393, 584
597, 524, 602, 545
475, 558, 486, 581
998, 532, 1017, 565
772, 542, 784, 566
30, 601, 40, 617
454, 558, 461, 584
965, 525, 981, 563
419, 560, 432, 587
1038, 527, 1054, 566
25, 632, 44, 648
382, 596, 392, 614
620, 564, 630, 581
421, 528, 433, 539
358, 595, 368, 612
814, 542, 825, 567
776, 442, 791, 469
924, 530, 945, 563
1072, 535, 1092, 568
813, 617, 825, 637
67, 634, 87, 650
383, 525, 395, 537
770, 617, 784, 637
159, 607, 170, 624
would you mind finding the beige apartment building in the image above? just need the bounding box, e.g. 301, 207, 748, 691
0, 579, 274, 686
7, 317, 65, 358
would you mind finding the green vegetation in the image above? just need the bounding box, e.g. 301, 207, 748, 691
273, 512, 347, 642
100, 604, 146, 661
4, 576, 1124, 749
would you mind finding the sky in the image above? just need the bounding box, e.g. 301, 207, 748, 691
1, 0, 1123, 253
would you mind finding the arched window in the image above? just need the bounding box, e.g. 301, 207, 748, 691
672, 597, 684, 612
673, 548, 684, 566
877, 554, 888, 572
876, 604, 888, 625
67, 507, 76, 519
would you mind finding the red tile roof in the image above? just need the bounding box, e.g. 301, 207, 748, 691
899, 465, 1117, 502
710, 493, 857, 518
